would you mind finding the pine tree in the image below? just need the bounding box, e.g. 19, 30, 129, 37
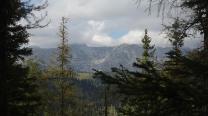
44, 17, 76, 116
94, 29, 160, 116
163, 18, 186, 79
0, 0, 46, 115
160, 19, 195, 115
146, 0, 208, 53
161, 17, 208, 116
125, 29, 158, 115
25, 59, 43, 115
140, 29, 156, 64
57, 17, 73, 116
181, 0, 208, 53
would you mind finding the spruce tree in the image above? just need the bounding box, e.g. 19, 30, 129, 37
126, 29, 158, 115
140, 29, 156, 64
145, 0, 208, 53
57, 17, 73, 116
161, 17, 208, 116
44, 17, 76, 116
160, 19, 194, 115
163, 18, 186, 79
25, 59, 43, 115
94, 29, 160, 116
0, 0, 46, 115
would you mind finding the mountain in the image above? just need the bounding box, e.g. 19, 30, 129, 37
31, 44, 187, 72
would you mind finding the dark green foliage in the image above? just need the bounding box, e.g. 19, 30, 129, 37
147, 0, 208, 52
94, 30, 160, 115
26, 59, 44, 115
95, 19, 208, 116
36, 69, 119, 116
94, 26, 208, 116
180, 0, 208, 51
162, 5, 208, 115
0, 0, 46, 115
177, 51, 208, 115
93, 1, 208, 115
141, 29, 156, 63
161, 1, 208, 114
163, 18, 185, 78
57, 17, 73, 116
42, 17, 76, 116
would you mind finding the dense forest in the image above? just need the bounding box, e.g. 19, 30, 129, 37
0, 0, 208, 116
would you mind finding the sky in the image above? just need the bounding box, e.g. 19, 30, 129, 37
28, 0, 202, 48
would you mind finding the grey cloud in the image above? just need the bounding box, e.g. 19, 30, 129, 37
28, 0, 201, 49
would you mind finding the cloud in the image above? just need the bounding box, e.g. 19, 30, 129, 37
91, 34, 113, 46
119, 30, 143, 45
88, 20, 105, 32
28, 0, 201, 48
80, 27, 170, 47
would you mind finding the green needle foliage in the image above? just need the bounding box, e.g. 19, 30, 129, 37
145, 0, 208, 53
0, 0, 47, 115
94, 19, 208, 116
43, 17, 77, 116
141, 29, 156, 64
94, 0, 208, 115
94, 29, 161, 116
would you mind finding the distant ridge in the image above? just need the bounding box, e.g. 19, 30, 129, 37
31, 44, 189, 72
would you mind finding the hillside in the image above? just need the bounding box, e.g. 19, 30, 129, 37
31, 44, 189, 72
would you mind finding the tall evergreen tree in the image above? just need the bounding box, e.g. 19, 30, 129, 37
44, 17, 76, 116
94, 29, 160, 116
0, 0, 46, 115
145, 0, 208, 53
25, 59, 43, 115
163, 18, 186, 78
125, 29, 158, 115
140, 29, 156, 64
160, 19, 195, 115
57, 17, 74, 116
145, 0, 208, 115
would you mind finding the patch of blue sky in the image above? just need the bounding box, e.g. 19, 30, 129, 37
108, 29, 128, 39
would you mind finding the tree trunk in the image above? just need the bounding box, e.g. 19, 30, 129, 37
104, 85, 108, 116
204, 7, 208, 54
0, 34, 8, 116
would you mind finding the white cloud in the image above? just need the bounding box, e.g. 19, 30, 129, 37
91, 34, 113, 46
150, 32, 170, 48
88, 20, 105, 32
28, 0, 201, 48
119, 30, 143, 45
118, 30, 170, 47
80, 29, 170, 47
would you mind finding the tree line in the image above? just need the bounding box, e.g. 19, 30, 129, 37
0, 0, 208, 116
94, 0, 208, 116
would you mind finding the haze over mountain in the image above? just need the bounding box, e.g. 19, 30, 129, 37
31, 44, 189, 72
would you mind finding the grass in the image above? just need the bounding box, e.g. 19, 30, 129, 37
77, 72, 93, 80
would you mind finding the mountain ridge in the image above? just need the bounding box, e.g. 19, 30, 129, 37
31, 44, 188, 72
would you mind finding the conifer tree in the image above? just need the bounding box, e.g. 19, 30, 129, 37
145, 0, 208, 53
57, 17, 73, 116
25, 59, 43, 115
163, 18, 186, 78
44, 17, 76, 116
0, 0, 46, 115
124, 29, 158, 115
160, 19, 195, 115
94, 29, 160, 116
140, 29, 156, 64
160, 17, 208, 116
